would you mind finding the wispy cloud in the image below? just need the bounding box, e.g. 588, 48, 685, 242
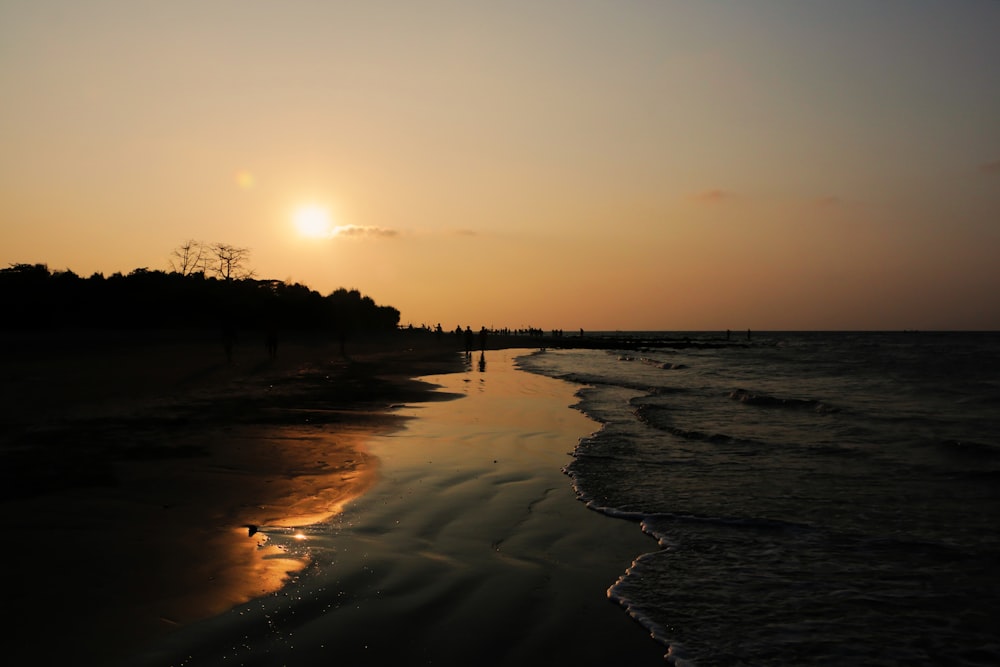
691, 189, 736, 204
327, 226, 480, 240
332, 225, 399, 239
979, 160, 1000, 175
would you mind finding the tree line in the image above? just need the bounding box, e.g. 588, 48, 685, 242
0, 246, 400, 336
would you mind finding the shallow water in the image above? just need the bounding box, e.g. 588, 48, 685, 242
518, 332, 1000, 666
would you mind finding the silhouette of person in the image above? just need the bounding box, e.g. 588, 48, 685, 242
479, 326, 488, 352
464, 326, 474, 356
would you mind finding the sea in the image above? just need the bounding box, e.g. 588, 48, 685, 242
516, 331, 1000, 666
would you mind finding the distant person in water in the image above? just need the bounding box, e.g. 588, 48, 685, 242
479, 326, 488, 352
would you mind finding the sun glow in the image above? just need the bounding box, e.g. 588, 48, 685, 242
292, 204, 333, 238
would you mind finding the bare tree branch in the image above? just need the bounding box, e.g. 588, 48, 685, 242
169, 240, 206, 276
209, 243, 253, 280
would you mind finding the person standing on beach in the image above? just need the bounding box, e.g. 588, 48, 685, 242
464, 326, 474, 356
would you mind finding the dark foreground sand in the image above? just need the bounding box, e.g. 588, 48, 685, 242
1, 334, 664, 665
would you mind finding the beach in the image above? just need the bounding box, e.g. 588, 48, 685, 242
1, 332, 454, 664
2, 334, 664, 665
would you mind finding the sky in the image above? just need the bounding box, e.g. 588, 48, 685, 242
2, 0, 999, 331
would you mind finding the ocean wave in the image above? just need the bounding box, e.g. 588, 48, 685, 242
606, 564, 686, 666
607, 514, 1000, 667
729, 387, 839, 412
640, 356, 688, 370
524, 334, 1000, 666
566, 473, 819, 541
567, 448, 701, 470
640, 512, 817, 540
557, 373, 687, 400
630, 402, 763, 448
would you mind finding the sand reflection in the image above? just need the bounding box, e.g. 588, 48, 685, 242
218, 425, 384, 597
72, 422, 390, 655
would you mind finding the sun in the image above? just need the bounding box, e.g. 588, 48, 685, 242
293, 204, 333, 238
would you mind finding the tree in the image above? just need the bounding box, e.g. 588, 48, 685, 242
209, 243, 254, 281
2, 256, 402, 334
169, 240, 206, 275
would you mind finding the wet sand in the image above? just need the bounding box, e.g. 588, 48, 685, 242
2, 336, 664, 665
1, 331, 464, 665
124, 349, 665, 666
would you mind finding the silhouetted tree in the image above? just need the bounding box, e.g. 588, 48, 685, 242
0, 259, 401, 337
169, 240, 206, 276
209, 243, 253, 281
0, 263, 55, 326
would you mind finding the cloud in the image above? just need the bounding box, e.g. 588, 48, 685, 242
332, 225, 398, 238
326, 226, 479, 240
979, 160, 1000, 175
692, 189, 736, 203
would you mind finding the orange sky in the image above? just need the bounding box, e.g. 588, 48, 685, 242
2, 1, 998, 330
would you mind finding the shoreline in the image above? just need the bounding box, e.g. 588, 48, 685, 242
125, 349, 664, 666
2, 333, 664, 665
